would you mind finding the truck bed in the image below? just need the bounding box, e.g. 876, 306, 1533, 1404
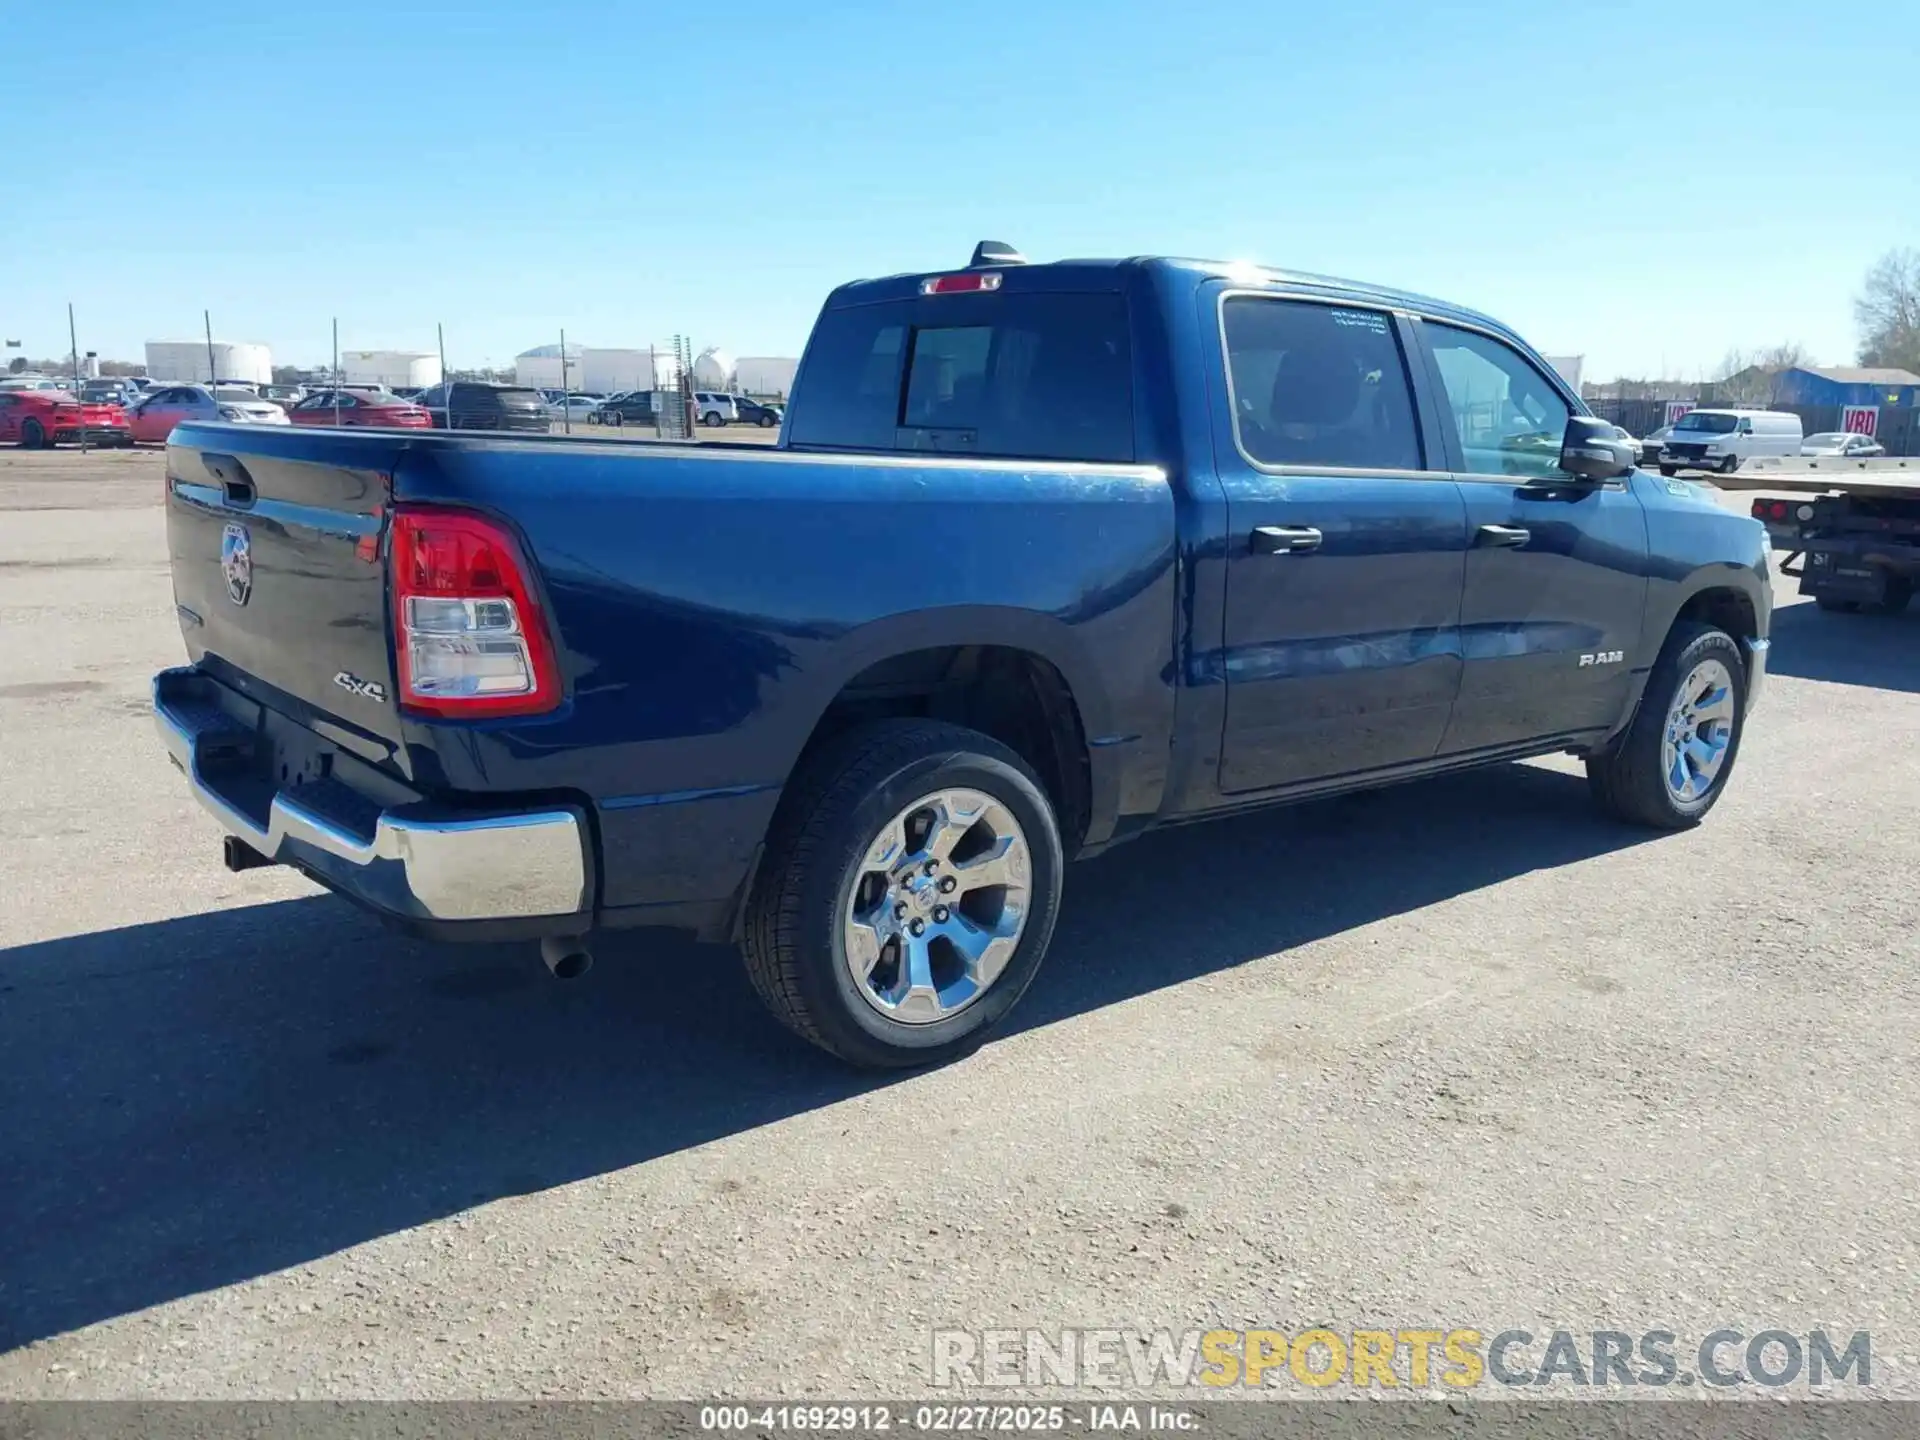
1705, 457, 1920, 499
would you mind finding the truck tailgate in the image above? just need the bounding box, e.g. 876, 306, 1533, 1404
165, 427, 401, 744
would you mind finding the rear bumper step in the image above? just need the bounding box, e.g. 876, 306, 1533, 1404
154, 666, 591, 929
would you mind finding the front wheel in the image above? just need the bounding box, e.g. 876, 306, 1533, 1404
1587, 622, 1747, 829
1719, 455, 1741, 474
1658, 465, 1677, 478
702, 411, 723, 427
741, 719, 1064, 1069
758, 413, 776, 427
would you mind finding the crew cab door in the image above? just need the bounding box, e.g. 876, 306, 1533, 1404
1211, 289, 1470, 794
1413, 320, 1649, 751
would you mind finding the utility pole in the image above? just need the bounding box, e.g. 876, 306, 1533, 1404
332, 318, 341, 426
69, 304, 86, 454
204, 310, 217, 387
559, 328, 570, 434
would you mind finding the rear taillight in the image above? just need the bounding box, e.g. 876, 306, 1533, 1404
389, 507, 560, 718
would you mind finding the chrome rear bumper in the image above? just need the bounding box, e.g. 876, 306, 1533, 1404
154, 668, 589, 925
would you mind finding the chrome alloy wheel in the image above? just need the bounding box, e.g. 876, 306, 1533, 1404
841, 788, 1033, 1024
1662, 657, 1736, 803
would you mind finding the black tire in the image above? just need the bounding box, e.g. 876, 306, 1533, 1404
19, 419, 46, 450
758, 413, 776, 427
1719, 455, 1740, 474
741, 718, 1065, 1069
1658, 465, 1677, 478
1855, 576, 1913, 616
1587, 622, 1747, 830
703, 411, 723, 427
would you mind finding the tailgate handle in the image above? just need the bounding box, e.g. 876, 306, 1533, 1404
201, 452, 256, 508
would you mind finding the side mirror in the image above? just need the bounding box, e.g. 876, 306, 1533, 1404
1559, 416, 1637, 481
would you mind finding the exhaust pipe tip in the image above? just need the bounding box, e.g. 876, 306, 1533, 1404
540, 936, 593, 981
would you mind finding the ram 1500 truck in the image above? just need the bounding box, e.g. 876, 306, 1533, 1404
153, 244, 1773, 1068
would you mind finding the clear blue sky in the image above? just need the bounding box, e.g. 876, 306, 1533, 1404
3, 0, 1914, 381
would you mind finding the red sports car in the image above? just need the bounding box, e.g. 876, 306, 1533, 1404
287, 389, 432, 428
0, 389, 132, 448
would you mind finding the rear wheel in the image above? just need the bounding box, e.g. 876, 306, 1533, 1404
1587, 622, 1747, 829
1658, 465, 1677, 478
758, 413, 776, 427
1873, 576, 1915, 614
703, 411, 723, 427
741, 719, 1064, 1069
19, 419, 46, 449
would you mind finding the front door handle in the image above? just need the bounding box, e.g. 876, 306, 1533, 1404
1475, 524, 1531, 549
1251, 525, 1323, 555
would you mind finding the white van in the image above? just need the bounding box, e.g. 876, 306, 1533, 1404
1657, 409, 1803, 475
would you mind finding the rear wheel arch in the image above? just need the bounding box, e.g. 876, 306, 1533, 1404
787, 641, 1096, 855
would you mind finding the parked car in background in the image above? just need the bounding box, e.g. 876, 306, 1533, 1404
1802, 432, 1886, 458
546, 393, 602, 423
81, 379, 138, 406
1604, 423, 1641, 460
1659, 409, 1803, 476
261, 384, 307, 410
0, 389, 132, 447
733, 396, 784, 427
287, 389, 432, 429
126, 385, 290, 443
0, 374, 67, 392
694, 392, 736, 427
414, 382, 552, 433
1638, 425, 1674, 467
593, 390, 658, 426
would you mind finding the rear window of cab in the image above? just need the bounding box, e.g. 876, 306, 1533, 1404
787, 291, 1134, 463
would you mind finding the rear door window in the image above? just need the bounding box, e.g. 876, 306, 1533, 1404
788, 290, 1133, 462
1222, 297, 1424, 472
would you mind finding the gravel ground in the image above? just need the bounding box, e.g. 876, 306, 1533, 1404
1, 447, 1916, 1401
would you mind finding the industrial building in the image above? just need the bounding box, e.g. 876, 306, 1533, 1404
735, 356, 799, 397
340, 350, 441, 390
145, 340, 272, 385
513, 342, 800, 397
1772, 366, 1920, 410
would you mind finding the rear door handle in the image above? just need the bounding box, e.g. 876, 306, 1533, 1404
1251, 525, 1324, 555
1475, 524, 1531, 549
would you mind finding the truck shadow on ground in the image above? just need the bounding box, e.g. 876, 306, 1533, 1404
0, 761, 1646, 1353
1764, 596, 1920, 694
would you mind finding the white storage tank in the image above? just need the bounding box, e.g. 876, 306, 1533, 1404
580, 348, 658, 395
692, 347, 736, 389
735, 356, 799, 398
145, 340, 272, 385
514, 342, 583, 391
340, 350, 441, 389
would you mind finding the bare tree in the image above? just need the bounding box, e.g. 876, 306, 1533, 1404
1713, 342, 1811, 404
1856, 247, 1920, 372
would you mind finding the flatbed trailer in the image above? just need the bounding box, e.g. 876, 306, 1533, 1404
1697, 460, 1920, 614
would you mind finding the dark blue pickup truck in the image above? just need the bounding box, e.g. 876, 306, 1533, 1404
154, 244, 1772, 1067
